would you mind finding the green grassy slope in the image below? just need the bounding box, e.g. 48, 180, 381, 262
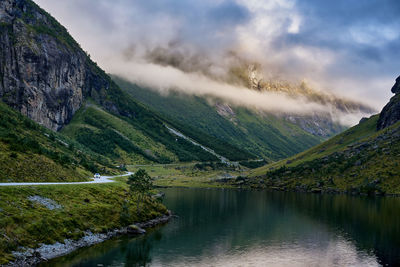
61, 102, 219, 164
251, 115, 380, 175
61, 102, 177, 164
248, 115, 400, 194
0, 182, 168, 264
113, 77, 328, 161
0, 101, 118, 182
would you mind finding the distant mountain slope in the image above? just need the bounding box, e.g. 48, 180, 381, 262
0, 101, 117, 182
146, 49, 375, 118
113, 76, 344, 161
248, 78, 400, 195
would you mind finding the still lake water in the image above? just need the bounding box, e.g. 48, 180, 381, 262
44, 188, 400, 266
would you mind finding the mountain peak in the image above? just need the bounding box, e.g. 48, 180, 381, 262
391, 76, 400, 94
377, 75, 400, 130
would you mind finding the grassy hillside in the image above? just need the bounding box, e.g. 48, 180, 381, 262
113, 76, 329, 161
0, 182, 168, 264
0, 101, 119, 182
248, 115, 400, 194
61, 101, 219, 164
251, 115, 380, 174
61, 102, 177, 164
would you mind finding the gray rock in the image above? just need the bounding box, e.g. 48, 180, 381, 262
28, 195, 62, 210
152, 192, 165, 200
127, 224, 146, 235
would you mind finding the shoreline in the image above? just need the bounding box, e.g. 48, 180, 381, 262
6, 211, 172, 266
156, 184, 400, 197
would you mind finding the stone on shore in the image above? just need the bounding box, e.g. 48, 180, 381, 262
127, 224, 146, 235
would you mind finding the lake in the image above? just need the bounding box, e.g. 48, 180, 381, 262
43, 188, 400, 266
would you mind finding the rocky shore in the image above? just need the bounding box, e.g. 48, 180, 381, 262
6, 211, 172, 267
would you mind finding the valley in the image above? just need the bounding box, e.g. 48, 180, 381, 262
113, 76, 341, 162
0, 0, 399, 266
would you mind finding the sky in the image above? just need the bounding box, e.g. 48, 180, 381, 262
35, 0, 400, 121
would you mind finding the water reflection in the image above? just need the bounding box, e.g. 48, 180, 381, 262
43, 189, 400, 266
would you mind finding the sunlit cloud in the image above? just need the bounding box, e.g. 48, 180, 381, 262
104, 56, 372, 126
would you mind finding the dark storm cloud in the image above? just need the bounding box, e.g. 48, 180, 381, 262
296, 0, 400, 24
279, 0, 400, 76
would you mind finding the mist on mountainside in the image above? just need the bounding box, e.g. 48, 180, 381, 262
35, 0, 400, 125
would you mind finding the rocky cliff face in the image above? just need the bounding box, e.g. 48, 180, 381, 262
0, 0, 120, 131
377, 76, 400, 130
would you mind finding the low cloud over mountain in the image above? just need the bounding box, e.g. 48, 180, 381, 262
35, 0, 400, 124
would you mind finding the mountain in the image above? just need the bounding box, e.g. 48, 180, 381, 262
0, 0, 374, 175
247, 78, 400, 195
145, 49, 375, 136
113, 76, 342, 162
0, 0, 253, 167
0, 0, 338, 169
229, 63, 376, 135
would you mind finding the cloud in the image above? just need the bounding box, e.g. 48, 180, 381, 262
104, 56, 372, 125
34, 0, 400, 119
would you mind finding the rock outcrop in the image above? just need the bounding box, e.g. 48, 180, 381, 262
0, 0, 124, 131
391, 76, 400, 94
377, 76, 400, 130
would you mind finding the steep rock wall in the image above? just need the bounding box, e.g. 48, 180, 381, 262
0, 0, 116, 131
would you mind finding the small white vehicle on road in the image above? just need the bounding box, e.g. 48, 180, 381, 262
94, 173, 101, 179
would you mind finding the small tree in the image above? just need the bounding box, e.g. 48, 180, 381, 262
127, 169, 154, 217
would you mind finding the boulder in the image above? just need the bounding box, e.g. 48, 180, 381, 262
127, 224, 146, 235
